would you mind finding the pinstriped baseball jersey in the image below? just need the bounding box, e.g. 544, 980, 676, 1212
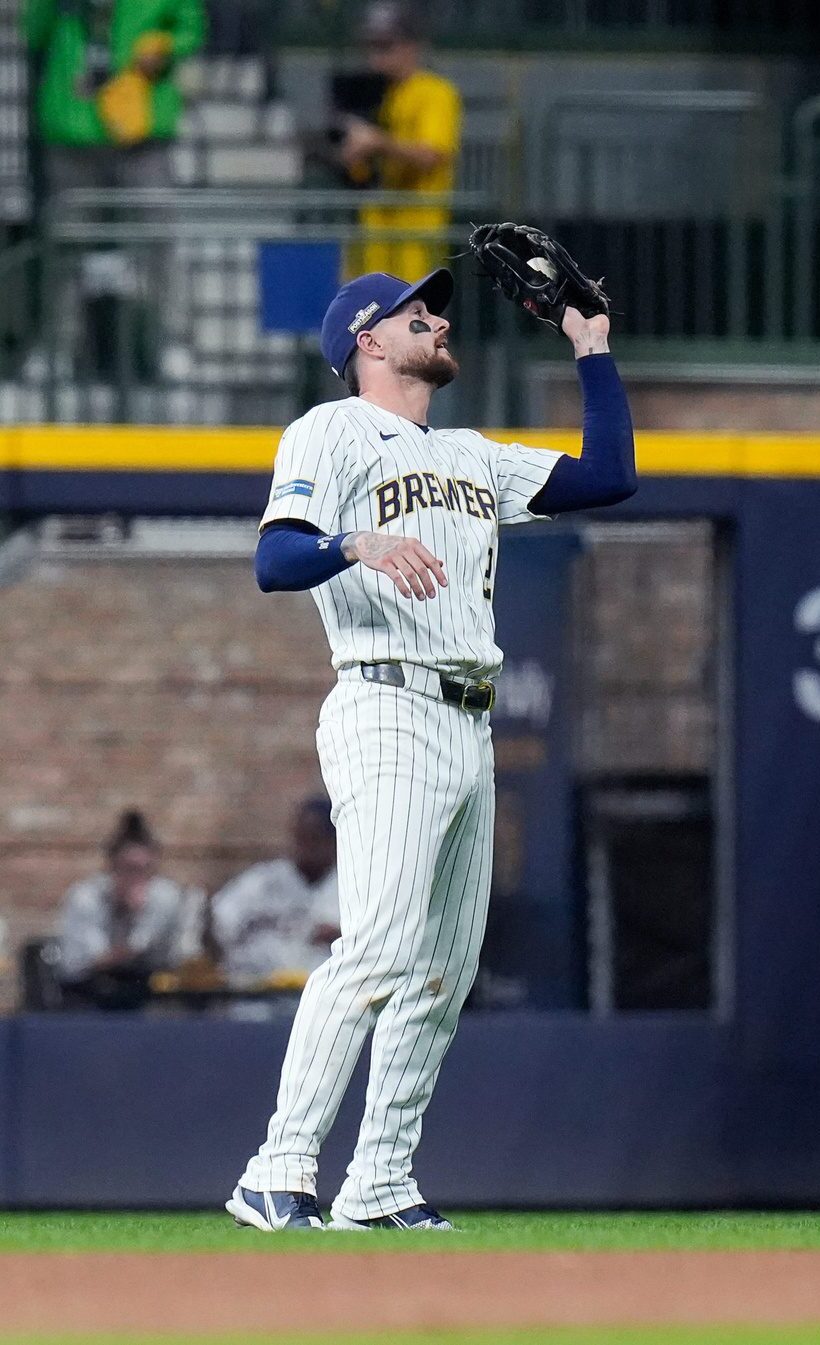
259, 397, 563, 678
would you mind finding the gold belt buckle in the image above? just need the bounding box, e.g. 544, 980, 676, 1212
460, 679, 496, 712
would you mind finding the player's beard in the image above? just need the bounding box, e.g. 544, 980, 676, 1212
394, 346, 459, 388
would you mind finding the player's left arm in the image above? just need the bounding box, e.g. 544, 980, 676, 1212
528, 309, 636, 516
255, 519, 356, 593
256, 404, 361, 592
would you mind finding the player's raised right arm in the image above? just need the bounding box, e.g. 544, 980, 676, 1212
530, 313, 636, 514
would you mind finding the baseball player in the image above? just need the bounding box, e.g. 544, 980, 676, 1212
227, 236, 636, 1231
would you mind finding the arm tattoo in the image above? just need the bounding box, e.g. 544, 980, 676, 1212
342, 531, 404, 563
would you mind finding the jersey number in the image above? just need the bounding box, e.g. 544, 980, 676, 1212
482, 545, 495, 600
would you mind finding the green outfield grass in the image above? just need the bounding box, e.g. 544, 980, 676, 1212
2, 1209, 820, 1253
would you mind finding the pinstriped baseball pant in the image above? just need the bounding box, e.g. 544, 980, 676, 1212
238, 676, 494, 1220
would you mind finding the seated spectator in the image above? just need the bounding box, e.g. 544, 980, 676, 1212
56, 809, 195, 1008
212, 796, 339, 987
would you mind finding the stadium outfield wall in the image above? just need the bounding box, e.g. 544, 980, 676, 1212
1, 425, 819, 518
1, 427, 820, 1208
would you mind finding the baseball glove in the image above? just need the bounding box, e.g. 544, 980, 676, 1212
468, 222, 610, 329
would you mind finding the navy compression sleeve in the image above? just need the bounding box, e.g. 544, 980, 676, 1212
255, 520, 355, 592
530, 353, 637, 515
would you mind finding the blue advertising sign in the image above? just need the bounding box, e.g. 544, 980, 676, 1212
258, 242, 341, 333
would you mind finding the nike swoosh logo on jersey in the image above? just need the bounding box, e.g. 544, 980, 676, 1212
380, 432, 399, 441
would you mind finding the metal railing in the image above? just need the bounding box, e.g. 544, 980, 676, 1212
3, 85, 820, 426
14, 187, 511, 426
521, 88, 780, 345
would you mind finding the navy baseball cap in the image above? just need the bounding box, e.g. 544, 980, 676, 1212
320, 268, 454, 378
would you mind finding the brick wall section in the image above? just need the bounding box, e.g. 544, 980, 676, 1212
0, 531, 715, 1008
0, 556, 334, 1007
536, 374, 820, 431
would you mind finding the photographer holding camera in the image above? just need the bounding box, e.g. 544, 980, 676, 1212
336, 2, 462, 283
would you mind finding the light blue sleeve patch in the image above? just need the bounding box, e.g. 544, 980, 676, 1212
273, 478, 315, 501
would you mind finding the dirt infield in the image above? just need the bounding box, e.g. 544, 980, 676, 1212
3, 1251, 820, 1334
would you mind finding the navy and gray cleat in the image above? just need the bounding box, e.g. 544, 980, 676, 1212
225, 1185, 324, 1230
329, 1202, 454, 1231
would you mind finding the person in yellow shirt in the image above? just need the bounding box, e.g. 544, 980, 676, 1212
339, 2, 462, 282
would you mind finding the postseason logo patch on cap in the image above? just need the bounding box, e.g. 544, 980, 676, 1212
347, 300, 380, 334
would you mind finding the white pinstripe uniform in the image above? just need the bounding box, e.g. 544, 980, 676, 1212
238, 396, 562, 1221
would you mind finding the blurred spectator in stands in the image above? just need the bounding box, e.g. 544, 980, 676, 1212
23, 0, 205, 377
24, 0, 205, 183
55, 809, 197, 1009
338, 1, 462, 282
211, 796, 339, 988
